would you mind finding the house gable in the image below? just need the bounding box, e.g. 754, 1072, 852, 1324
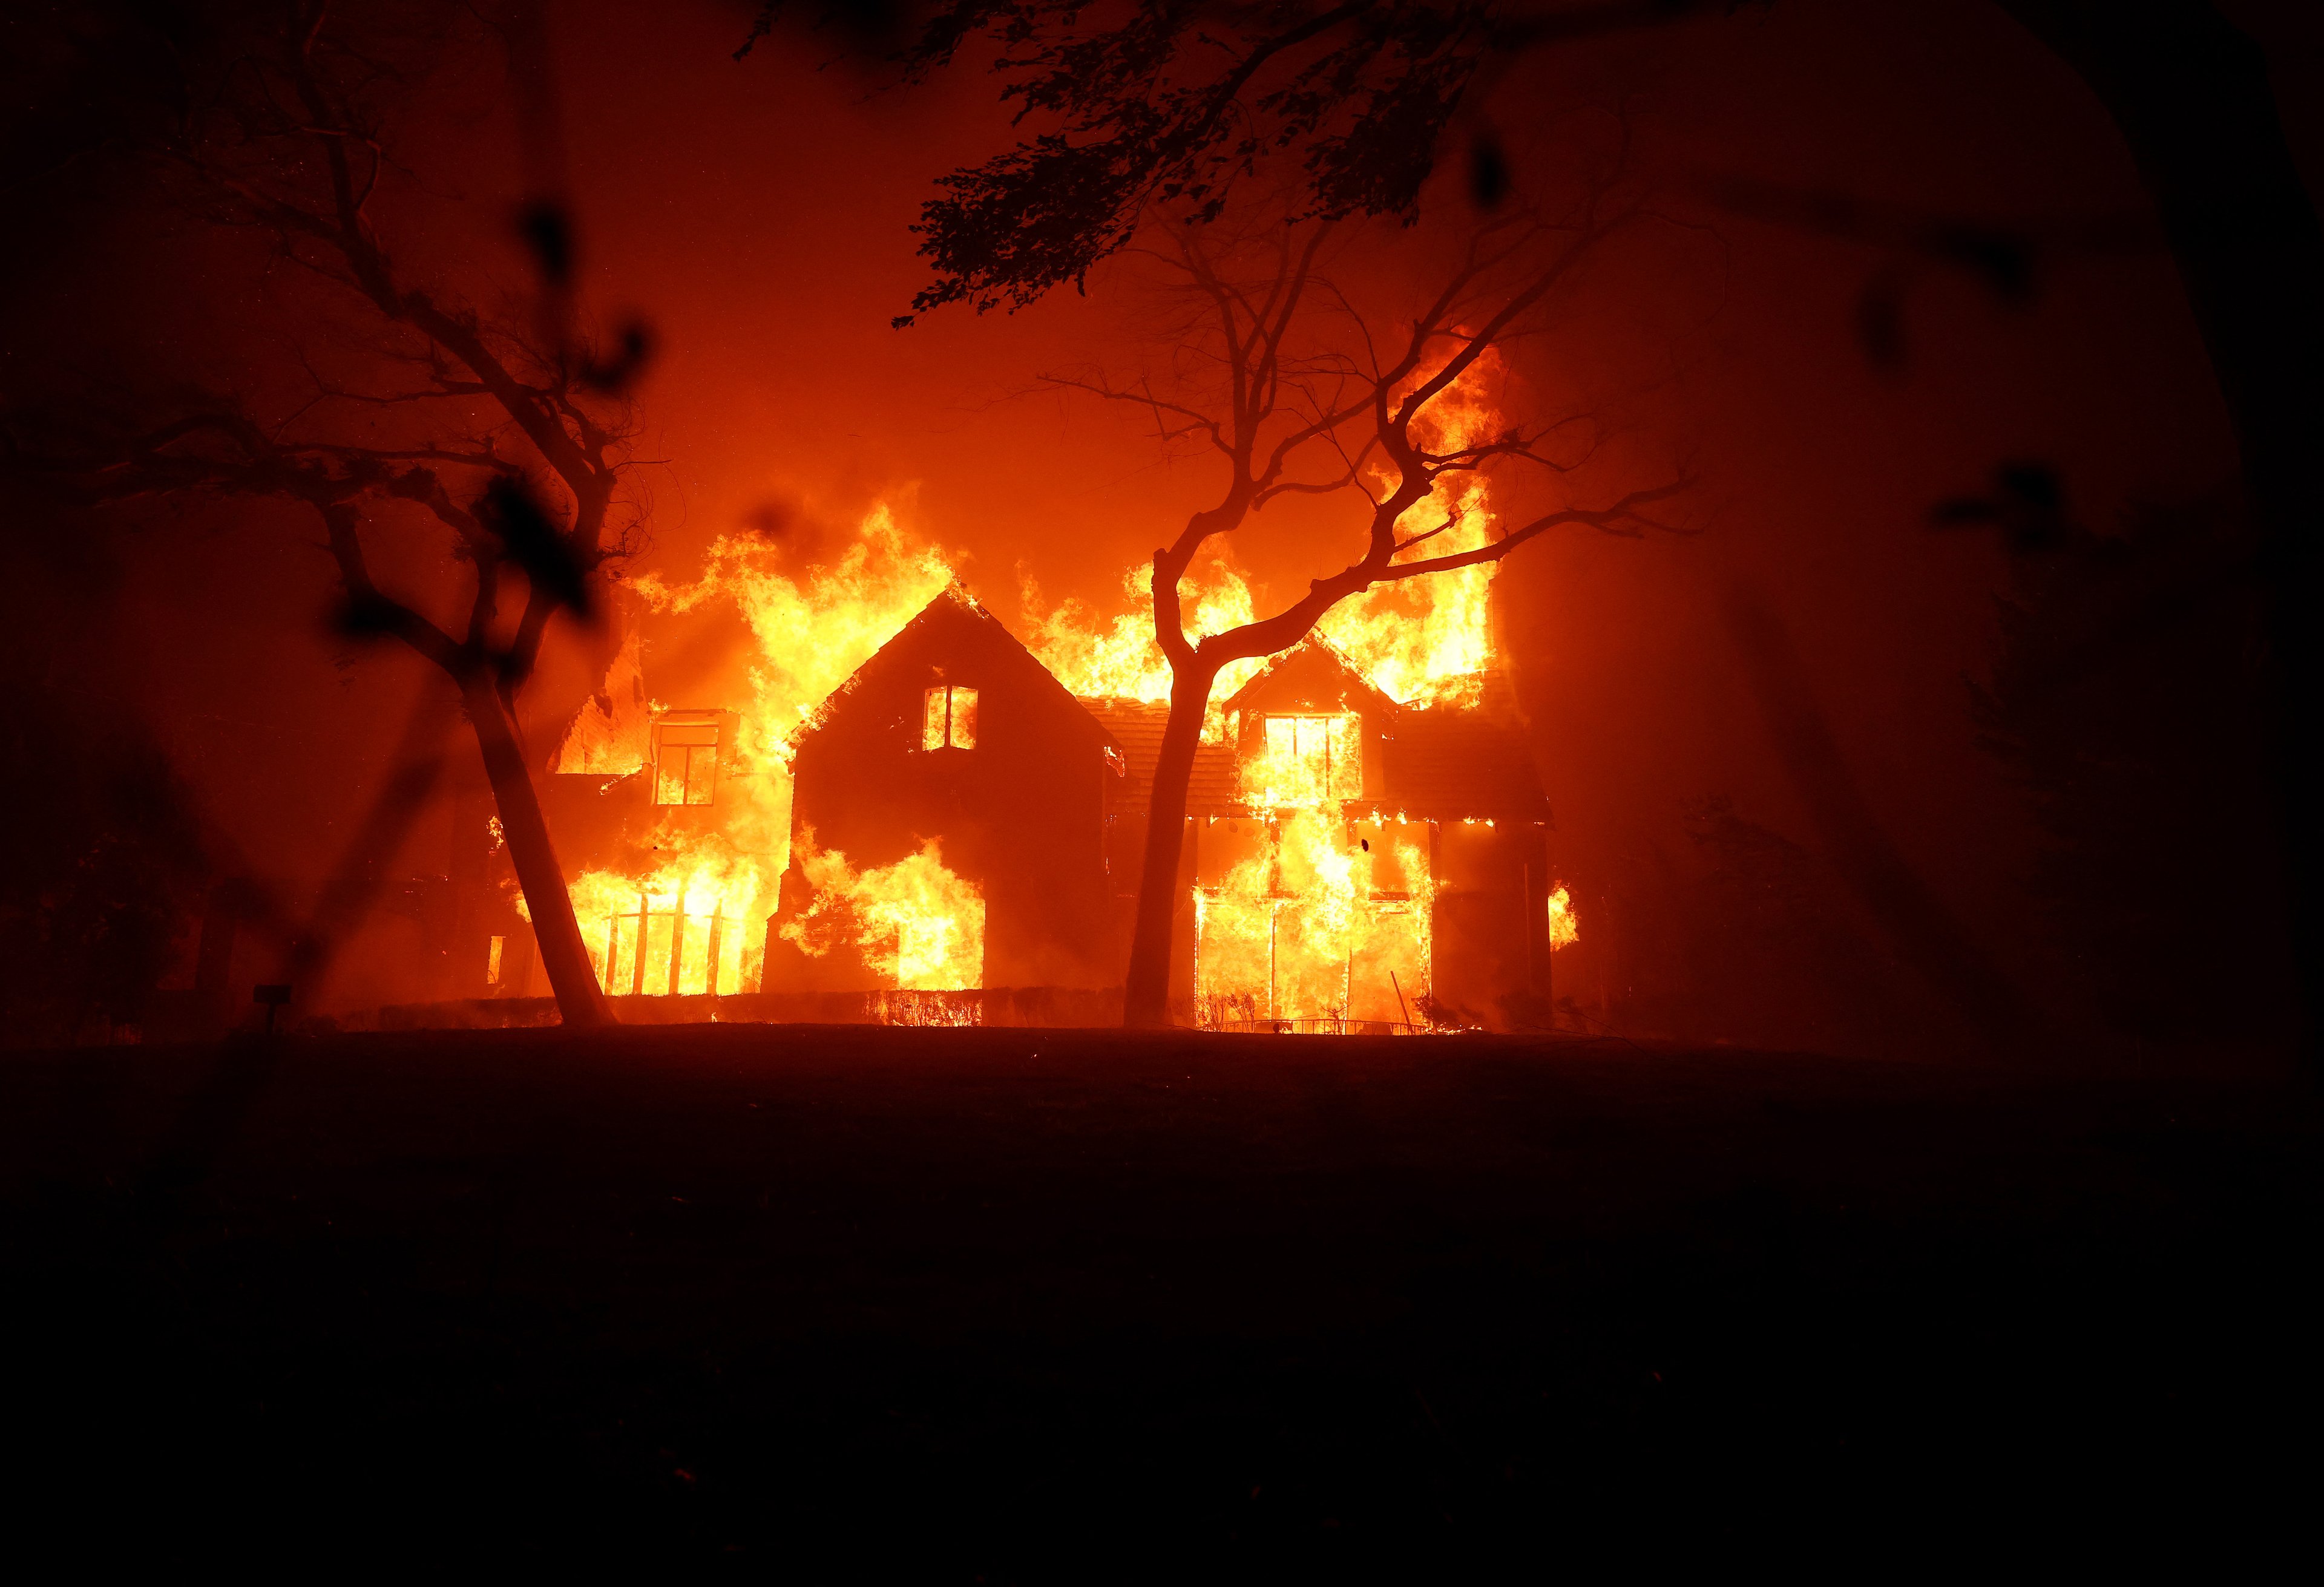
1219, 636, 1400, 803
776, 582, 1118, 989
1219, 634, 1400, 722
789, 582, 1117, 761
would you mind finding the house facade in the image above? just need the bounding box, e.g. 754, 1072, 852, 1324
761, 585, 1118, 993
473, 582, 1556, 1027
763, 585, 1558, 1029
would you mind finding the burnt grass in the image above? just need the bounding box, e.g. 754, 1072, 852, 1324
2, 1026, 2316, 1574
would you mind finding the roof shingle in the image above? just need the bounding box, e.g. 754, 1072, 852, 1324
1381, 703, 1548, 820
1080, 699, 1242, 816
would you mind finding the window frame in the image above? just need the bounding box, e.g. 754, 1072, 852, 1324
650, 718, 723, 807
921, 684, 980, 751
1259, 711, 1362, 801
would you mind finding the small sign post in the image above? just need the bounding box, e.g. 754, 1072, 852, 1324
252, 983, 292, 1037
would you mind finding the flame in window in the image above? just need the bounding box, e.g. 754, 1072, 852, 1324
1547, 884, 1578, 951
921, 685, 978, 750
653, 717, 721, 806
547, 849, 773, 997
1243, 713, 1362, 805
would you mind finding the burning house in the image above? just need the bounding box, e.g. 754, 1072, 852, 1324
762, 584, 1117, 995
1097, 636, 1561, 1029
464, 513, 1570, 1029
490, 581, 1557, 1028
486, 705, 772, 1004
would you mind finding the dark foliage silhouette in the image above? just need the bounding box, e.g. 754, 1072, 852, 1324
879, 0, 1733, 322
1971, 494, 2294, 1042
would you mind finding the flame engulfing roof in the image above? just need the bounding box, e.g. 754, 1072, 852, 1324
786, 581, 1117, 758
1088, 632, 1546, 821
1217, 631, 1402, 721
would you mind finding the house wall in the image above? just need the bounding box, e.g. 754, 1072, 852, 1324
774, 606, 1114, 991
1429, 820, 1554, 1027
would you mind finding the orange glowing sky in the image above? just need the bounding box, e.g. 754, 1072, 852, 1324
24, 0, 2316, 1020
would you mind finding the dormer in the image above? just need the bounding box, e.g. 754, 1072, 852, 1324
1219, 637, 1399, 805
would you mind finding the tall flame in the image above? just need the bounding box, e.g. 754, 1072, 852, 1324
1315, 345, 1509, 707
1025, 346, 1512, 716
554, 627, 654, 774
1022, 558, 1267, 741
642, 502, 957, 787
542, 502, 960, 998
1547, 883, 1578, 951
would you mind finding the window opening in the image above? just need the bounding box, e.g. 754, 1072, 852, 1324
652, 719, 721, 806
600, 894, 734, 996
1259, 713, 1361, 801
921, 686, 979, 750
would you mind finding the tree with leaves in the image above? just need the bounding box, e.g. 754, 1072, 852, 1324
8, 2, 649, 1026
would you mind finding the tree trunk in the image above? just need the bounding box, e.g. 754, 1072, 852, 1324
2003, 1, 2324, 1061
462, 678, 613, 1027
1123, 666, 1218, 1027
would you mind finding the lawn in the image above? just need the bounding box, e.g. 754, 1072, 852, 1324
4, 1024, 2313, 1574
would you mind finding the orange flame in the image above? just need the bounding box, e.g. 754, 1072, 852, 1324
1028, 347, 1512, 716
539, 503, 961, 995
1315, 345, 1510, 707
642, 502, 957, 782
1193, 810, 1434, 1029
1547, 883, 1577, 951
1022, 558, 1267, 740
781, 834, 985, 990
520, 846, 772, 996
554, 627, 654, 774
1239, 713, 1364, 806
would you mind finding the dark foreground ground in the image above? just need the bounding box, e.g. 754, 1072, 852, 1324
2, 1026, 2316, 1575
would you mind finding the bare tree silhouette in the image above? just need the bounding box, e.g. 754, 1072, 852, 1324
7, 2, 657, 1026
1037, 207, 1688, 1024
889, 0, 2322, 1055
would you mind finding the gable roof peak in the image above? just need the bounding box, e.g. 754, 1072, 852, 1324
784, 576, 1118, 754
1220, 632, 1401, 719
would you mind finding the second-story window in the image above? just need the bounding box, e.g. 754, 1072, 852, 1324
652, 719, 721, 805
1252, 713, 1362, 802
922, 686, 979, 750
